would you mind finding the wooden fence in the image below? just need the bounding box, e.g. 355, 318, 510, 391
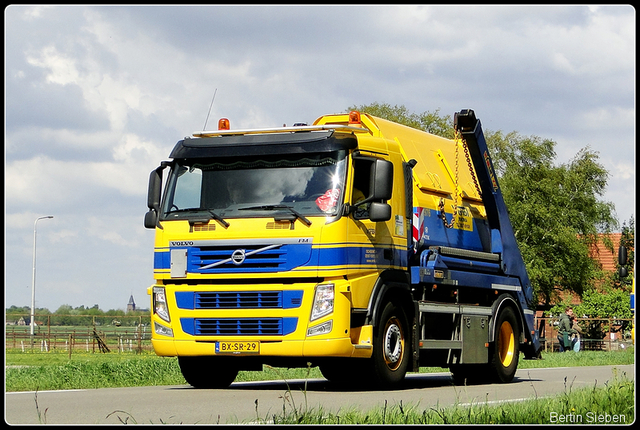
5, 314, 152, 354
535, 317, 634, 352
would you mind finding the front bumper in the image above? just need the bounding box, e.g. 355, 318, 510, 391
148, 279, 374, 360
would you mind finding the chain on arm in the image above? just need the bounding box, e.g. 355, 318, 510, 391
439, 131, 461, 229
439, 128, 483, 229
464, 142, 482, 198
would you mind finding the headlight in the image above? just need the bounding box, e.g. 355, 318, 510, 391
154, 321, 174, 337
153, 286, 171, 322
310, 283, 334, 321
307, 320, 333, 337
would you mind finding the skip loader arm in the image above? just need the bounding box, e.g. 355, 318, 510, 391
455, 109, 541, 357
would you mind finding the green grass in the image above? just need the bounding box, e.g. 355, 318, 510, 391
6, 354, 185, 392
5, 347, 634, 393
256, 373, 634, 424
6, 349, 156, 367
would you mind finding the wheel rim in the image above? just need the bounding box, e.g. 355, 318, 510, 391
498, 320, 515, 368
383, 317, 404, 370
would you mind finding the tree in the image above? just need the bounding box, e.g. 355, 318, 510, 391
51, 304, 74, 325
488, 132, 617, 305
348, 102, 455, 138
348, 103, 617, 306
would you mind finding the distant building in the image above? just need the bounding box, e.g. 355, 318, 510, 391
127, 295, 136, 312
588, 233, 624, 274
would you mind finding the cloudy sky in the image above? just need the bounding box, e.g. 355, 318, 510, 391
5, 5, 635, 312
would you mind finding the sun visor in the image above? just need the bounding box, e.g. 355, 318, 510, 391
169, 131, 357, 159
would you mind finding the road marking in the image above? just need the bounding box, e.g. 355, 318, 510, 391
6, 389, 87, 395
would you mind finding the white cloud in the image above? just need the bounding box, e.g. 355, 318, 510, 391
86, 216, 144, 247
26, 45, 81, 86
4, 5, 634, 311
5, 153, 150, 209
576, 106, 634, 132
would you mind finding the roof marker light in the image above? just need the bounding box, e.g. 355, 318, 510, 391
348, 111, 361, 125
218, 118, 230, 130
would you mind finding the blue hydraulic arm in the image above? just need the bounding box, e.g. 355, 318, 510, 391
455, 109, 541, 357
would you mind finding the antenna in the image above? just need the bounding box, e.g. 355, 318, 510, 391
202, 88, 218, 131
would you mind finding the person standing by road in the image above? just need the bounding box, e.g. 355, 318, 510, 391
557, 306, 577, 352
571, 315, 583, 352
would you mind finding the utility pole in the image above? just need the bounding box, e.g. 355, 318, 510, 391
30, 215, 54, 340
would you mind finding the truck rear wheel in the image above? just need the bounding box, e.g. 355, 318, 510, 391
369, 301, 410, 387
490, 306, 520, 382
178, 356, 239, 388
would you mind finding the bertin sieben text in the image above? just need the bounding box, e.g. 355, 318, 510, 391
549, 411, 627, 424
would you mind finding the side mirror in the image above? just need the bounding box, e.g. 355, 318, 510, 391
349, 157, 394, 222
370, 159, 393, 201
369, 202, 392, 222
618, 245, 628, 278
147, 168, 162, 210
144, 210, 158, 229
618, 245, 628, 266
145, 165, 165, 230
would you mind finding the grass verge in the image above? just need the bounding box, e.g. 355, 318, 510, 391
5, 347, 634, 392
255, 372, 634, 424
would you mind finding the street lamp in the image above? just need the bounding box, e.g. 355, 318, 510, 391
30, 215, 54, 338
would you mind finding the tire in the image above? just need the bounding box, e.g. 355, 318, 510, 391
178, 356, 239, 388
450, 364, 488, 385
490, 306, 520, 383
368, 301, 410, 388
319, 359, 366, 385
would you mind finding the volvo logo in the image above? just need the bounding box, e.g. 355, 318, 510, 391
231, 249, 246, 265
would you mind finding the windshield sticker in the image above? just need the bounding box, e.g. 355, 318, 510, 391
316, 189, 341, 212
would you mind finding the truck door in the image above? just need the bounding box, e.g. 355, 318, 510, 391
346, 155, 397, 278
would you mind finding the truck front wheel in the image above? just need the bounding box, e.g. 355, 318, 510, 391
369, 301, 410, 387
178, 356, 239, 388
490, 306, 520, 382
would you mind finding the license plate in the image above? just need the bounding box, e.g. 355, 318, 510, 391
215, 341, 260, 354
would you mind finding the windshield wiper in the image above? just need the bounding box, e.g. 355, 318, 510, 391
239, 205, 312, 227
165, 208, 230, 228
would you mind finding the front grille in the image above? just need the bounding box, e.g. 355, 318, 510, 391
190, 244, 287, 271
161, 238, 314, 275
197, 291, 281, 308
180, 317, 298, 336
175, 290, 303, 310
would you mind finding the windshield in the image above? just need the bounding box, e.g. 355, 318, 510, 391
161, 151, 347, 221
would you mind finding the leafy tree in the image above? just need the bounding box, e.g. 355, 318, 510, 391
6, 305, 32, 315
349, 102, 618, 307
51, 304, 74, 325
488, 132, 617, 305
348, 102, 455, 138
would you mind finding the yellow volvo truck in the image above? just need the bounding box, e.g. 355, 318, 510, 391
144, 109, 541, 388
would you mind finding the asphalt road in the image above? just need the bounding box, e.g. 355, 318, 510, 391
5, 364, 634, 424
